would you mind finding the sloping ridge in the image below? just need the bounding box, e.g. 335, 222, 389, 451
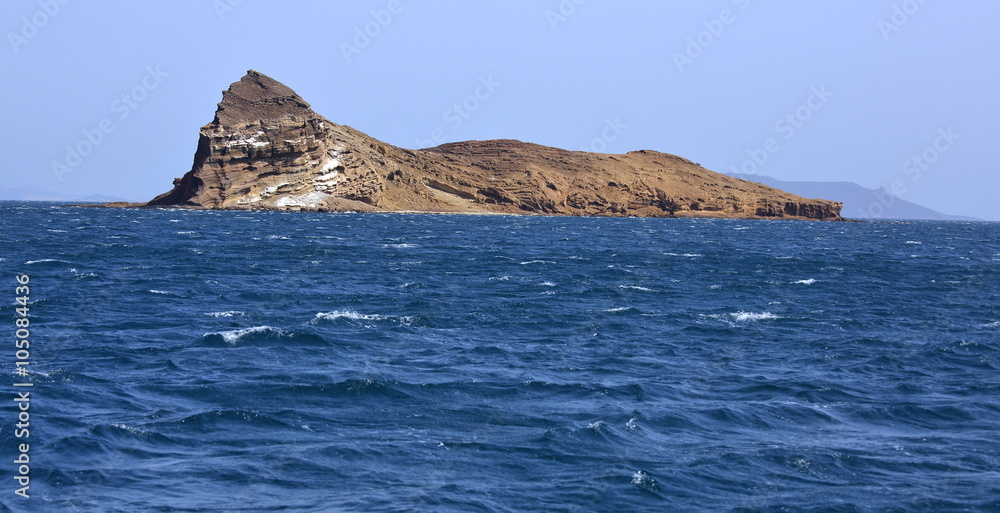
143, 70, 843, 220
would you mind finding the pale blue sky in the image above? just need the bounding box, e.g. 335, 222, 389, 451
3, 1, 998, 219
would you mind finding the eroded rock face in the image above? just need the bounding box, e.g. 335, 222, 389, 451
149, 70, 390, 211
147, 70, 843, 220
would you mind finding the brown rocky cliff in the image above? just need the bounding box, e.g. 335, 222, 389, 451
149, 70, 388, 211
146, 70, 843, 220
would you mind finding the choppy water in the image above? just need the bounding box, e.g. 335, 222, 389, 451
2, 202, 999, 512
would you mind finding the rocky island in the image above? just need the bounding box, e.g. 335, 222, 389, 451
124, 70, 843, 220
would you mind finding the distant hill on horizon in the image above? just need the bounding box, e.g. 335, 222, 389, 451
728, 174, 981, 221
0, 185, 131, 203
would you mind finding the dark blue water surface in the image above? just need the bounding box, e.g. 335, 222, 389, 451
2, 201, 999, 512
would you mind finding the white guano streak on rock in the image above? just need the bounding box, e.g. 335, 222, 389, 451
274, 191, 332, 208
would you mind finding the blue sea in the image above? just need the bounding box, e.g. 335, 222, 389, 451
2, 201, 999, 512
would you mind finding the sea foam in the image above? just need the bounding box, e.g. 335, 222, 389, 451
312, 310, 414, 325
211, 326, 285, 345
206, 311, 246, 318
708, 311, 781, 323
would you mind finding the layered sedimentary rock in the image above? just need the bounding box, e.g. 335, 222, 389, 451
144, 70, 843, 220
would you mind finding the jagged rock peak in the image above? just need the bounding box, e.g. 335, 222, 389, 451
212, 69, 314, 126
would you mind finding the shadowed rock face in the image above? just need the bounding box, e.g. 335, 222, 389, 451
148, 70, 384, 211
147, 70, 843, 220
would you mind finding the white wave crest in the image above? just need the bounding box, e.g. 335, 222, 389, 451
206, 311, 245, 318
708, 311, 781, 323
25, 259, 70, 265
211, 326, 284, 345
619, 285, 655, 292
312, 310, 414, 325
793, 279, 817, 285
111, 423, 147, 435
731, 311, 780, 322
631, 470, 655, 487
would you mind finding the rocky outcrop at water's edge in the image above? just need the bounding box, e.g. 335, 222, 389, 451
123, 70, 843, 220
